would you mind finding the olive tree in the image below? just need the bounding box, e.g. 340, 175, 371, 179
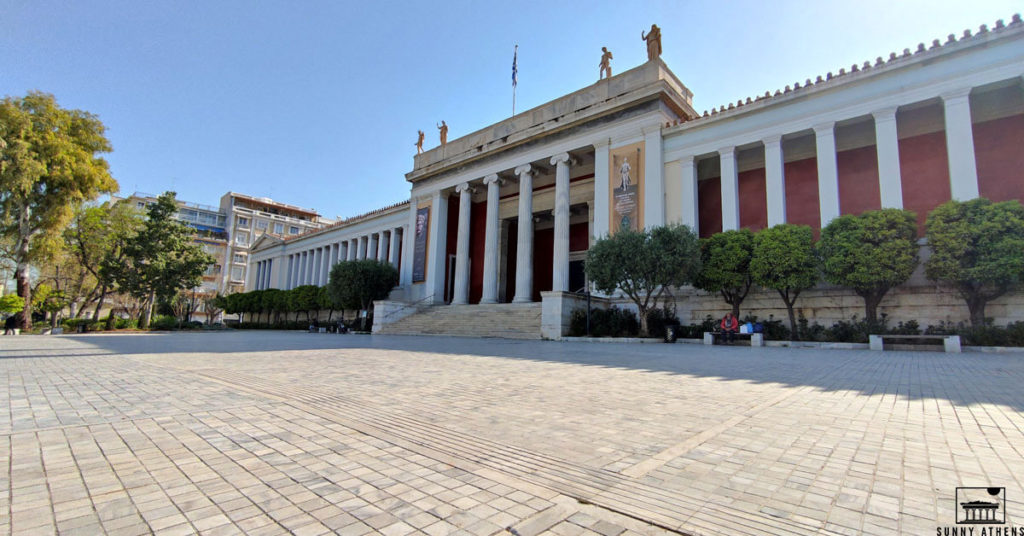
818, 209, 918, 325
327, 260, 399, 330
585, 224, 701, 336
925, 198, 1024, 327
694, 229, 754, 318
750, 224, 819, 339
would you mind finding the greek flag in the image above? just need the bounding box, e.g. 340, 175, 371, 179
512, 45, 518, 88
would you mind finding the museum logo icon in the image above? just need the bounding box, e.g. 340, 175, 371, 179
957, 487, 1005, 525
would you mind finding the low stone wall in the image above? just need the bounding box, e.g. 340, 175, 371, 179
540, 291, 612, 340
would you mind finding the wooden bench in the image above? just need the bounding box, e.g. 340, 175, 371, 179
869, 334, 961, 353
703, 331, 764, 347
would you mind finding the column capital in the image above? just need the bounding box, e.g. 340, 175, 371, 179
718, 146, 736, 157
482, 173, 502, 186
514, 164, 532, 176
592, 138, 611, 149
762, 134, 783, 146
679, 155, 696, 165
813, 121, 836, 135
940, 87, 972, 101
455, 182, 474, 194
871, 106, 899, 121
550, 152, 571, 166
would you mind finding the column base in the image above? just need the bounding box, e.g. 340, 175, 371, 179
478, 298, 498, 305
450, 299, 468, 306
512, 296, 534, 303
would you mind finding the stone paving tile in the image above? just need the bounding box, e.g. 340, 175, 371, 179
3, 331, 1024, 535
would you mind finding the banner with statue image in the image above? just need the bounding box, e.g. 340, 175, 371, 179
609, 141, 644, 233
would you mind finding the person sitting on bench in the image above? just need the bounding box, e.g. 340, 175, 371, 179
720, 312, 739, 344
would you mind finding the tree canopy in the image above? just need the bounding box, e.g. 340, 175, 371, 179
0, 92, 117, 328
103, 192, 214, 328
585, 224, 701, 335
751, 224, 819, 339
925, 198, 1024, 327
327, 260, 399, 313
818, 208, 918, 324
694, 229, 754, 318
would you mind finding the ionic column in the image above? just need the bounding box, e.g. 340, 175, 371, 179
254, 261, 263, 290
552, 152, 571, 292
941, 88, 980, 200
513, 164, 535, 302
291, 254, 299, 288
306, 249, 315, 283
388, 228, 401, 269
452, 182, 474, 305
322, 246, 331, 284
266, 259, 273, 289
298, 252, 307, 285
814, 122, 841, 226
719, 146, 739, 231
680, 156, 699, 234
330, 243, 339, 267
377, 232, 387, 261
285, 255, 293, 290
358, 236, 367, 260
347, 239, 356, 261
873, 107, 904, 208
763, 135, 787, 226
480, 174, 502, 304
592, 139, 610, 239
425, 192, 449, 304
313, 248, 322, 285
368, 234, 378, 261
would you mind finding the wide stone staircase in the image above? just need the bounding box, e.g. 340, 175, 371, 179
376, 302, 543, 339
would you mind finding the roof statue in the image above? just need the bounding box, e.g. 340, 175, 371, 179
599, 47, 613, 80
415, 130, 425, 154
437, 121, 448, 146
642, 24, 662, 61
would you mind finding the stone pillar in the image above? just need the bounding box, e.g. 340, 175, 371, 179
426, 191, 449, 304
873, 107, 904, 208
266, 259, 273, 289
552, 152, 571, 292
298, 252, 307, 286
592, 139, 610, 240
285, 255, 292, 290
330, 243, 339, 267
389, 228, 401, 269
254, 261, 263, 290
313, 248, 322, 285
400, 199, 418, 288
307, 249, 315, 283
347, 239, 356, 261
644, 129, 665, 228
368, 234, 378, 261
322, 246, 332, 284
763, 135, 787, 226
512, 164, 535, 302
480, 174, 502, 304
814, 122, 841, 226
452, 182, 473, 305
292, 254, 300, 288
377, 232, 387, 261
680, 156, 699, 234
719, 146, 739, 231
941, 88, 980, 200
358, 236, 367, 260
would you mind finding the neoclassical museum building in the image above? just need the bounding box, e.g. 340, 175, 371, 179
249, 16, 1024, 338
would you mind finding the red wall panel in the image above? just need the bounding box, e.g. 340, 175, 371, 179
533, 228, 553, 302
837, 145, 881, 216
505, 224, 517, 302
784, 157, 821, 232
899, 131, 951, 230
738, 168, 767, 231
468, 201, 486, 304
569, 221, 589, 252
698, 177, 722, 238
974, 113, 1024, 202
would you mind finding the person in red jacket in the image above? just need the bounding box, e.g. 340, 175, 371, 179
720, 312, 739, 344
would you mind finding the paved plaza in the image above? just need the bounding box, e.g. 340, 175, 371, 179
1, 332, 1023, 535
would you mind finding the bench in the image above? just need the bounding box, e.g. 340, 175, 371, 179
869, 334, 961, 353
703, 331, 764, 347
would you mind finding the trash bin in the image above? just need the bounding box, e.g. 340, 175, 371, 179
664, 325, 678, 343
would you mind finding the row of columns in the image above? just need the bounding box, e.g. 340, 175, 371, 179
279, 227, 403, 289
449, 152, 574, 305
676, 88, 981, 233
253, 259, 273, 290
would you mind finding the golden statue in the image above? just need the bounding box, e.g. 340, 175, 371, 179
437, 121, 448, 146
642, 24, 662, 61
415, 130, 425, 154
599, 47, 613, 80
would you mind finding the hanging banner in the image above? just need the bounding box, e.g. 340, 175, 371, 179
610, 141, 645, 233
412, 206, 430, 283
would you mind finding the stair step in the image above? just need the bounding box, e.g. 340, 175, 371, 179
379, 303, 543, 339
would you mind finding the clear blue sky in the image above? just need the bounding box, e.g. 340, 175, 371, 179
3, 0, 1019, 220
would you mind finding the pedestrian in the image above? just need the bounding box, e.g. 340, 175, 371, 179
719, 312, 738, 344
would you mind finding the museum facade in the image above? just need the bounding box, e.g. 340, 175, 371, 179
249, 16, 1024, 337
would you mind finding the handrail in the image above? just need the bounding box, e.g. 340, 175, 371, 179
378, 294, 436, 321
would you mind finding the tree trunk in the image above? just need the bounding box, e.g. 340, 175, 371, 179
638, 306, 649, 337
16, 261, 31, 330
967, 296, 988, 328
140, 291, 156, 328
93, 285, 108, 320
862, 290, 885, 326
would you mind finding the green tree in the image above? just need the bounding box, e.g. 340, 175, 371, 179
327, 260, 399, 327
0, 92, 118, 329
289, 285, 321, 323
585, 224, 701, 335
103, 192, 214, 328
0, 294, 24, 315
750, 224, 819, 339
694, 229, 755, 318
71, 201, 143, 320
32, 283, 69, 328
318, 286, 336, 324
925, 198, 1024, 327
818, 208, 918, 324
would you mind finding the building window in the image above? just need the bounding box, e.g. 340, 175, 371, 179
136, 201, 145, 209
289, 226, 299, 235
237, 217, 249, 228
235, 233, 249, 246
274, 222, 284, 234
231, 267, 243, 281
256, 220, 268, 231
233, 254, 245, 263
